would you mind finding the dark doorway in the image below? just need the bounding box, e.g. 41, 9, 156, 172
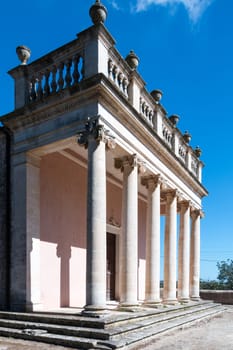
106, 233, 116, 301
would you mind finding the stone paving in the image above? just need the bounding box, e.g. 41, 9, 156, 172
0, 306, 232, 349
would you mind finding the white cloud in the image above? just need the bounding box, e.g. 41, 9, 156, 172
134, 0, 213, 22
107, 0, 121, 10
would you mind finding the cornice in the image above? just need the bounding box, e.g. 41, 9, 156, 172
1, 73, 208, 198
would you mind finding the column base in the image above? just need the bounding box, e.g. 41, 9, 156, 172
163, 299, 179, 306
118, 301, 140, 312
178, 297, 190, 304
82, 304, 108, 318
143, 299, 162, 308
190, 296, 201, 302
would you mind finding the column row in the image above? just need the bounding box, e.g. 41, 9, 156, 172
78, 120, 202, 312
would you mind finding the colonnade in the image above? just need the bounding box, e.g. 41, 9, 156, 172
78, 120, 202, 313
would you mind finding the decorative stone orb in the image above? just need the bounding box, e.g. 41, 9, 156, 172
16, 45, 31, 65
125, 50, 139, 70
151, 89, 163, 103
169, 114, 180, 126
183, 131, 192, 144
194, 146, 202, 158
89, 0, 108, 25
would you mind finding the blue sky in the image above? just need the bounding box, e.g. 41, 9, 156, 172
1, 0, 232, 280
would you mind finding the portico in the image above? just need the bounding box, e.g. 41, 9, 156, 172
0, 0, 207, 314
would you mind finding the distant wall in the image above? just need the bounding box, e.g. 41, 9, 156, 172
0, 131, 8, 310
200, 290, 233, 305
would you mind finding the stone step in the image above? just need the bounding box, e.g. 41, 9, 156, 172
0, 302, 225, 349
106, 305, 226, 349
0, 300, 218, 330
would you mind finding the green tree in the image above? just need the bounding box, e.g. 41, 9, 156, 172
217, 259, 233, 289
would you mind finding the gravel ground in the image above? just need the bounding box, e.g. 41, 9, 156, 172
144, 305, 233, 350
0, 306, 232, 349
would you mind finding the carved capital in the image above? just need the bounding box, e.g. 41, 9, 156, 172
115, 154, 146, 174
162, 189, 177, 204
141, 174, 161, 191
77, 117, 116, 150
191, 208, 204, 220
178, 200, 190, 212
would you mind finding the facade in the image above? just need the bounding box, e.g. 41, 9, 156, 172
0, 1, 207, 314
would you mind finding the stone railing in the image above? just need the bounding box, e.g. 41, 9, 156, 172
178, 139, 188, 164
27, 55, 84, 103
108, 56, 129, 98
9, 38, 85, 109
162, 117, 173, 149
139, 93, 154, 128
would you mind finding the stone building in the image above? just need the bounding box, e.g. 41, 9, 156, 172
0, 0, 207, 314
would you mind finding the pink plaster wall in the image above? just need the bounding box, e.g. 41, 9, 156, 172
40, 152, 87, 309
40, 152, 147, 309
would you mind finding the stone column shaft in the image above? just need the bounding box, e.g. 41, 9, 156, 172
190, 210, 201, 300
78, 119, 116, 313
163, 190, 177, 304
178, 201, 190, 302
142, 176, 161, 304
115, 155, 142, 307
86, 135, 107, 311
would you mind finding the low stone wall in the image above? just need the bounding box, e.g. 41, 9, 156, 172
200, 290, 233, 305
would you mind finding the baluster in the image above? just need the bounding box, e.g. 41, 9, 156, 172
113, 66, 118, 82
140, 97, 143, 113
118, 72, 123, 90
51, 66, 57, 93
58, 63, 64, 91
81, 57, 85, 80
123, 78, 128, 96
28, 80, 33, 102
31, 76, 37, 101
65, 59, 72, 87
108, 59, 114, 79
72, 55, 80, 87
44, 69, 51, 97
142, 102, 146, 114
37, 73, 43, 100
149, 110, 153, 125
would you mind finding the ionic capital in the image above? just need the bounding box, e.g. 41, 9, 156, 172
141, 174, 162, 191
77, 117, 116, 150
115, 154, 146, 174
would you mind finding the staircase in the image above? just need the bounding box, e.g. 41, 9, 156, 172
0, 301, 225, 349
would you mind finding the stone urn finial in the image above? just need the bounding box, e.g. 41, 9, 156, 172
194, 146, 202, 158
183, 131, 192, 144
16, 45, 31, 65
151, 89, 163, 103
125, 50, 139, 70
89, 0, 108, 25
169, 114, 180, 126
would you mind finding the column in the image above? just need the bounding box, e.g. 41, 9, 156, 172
115, 155, 139, 307
10, 152, 41, 311
80, 123, 106, 312
163, 190, 178, 304
178, 201, 190, 302
142, 175, 161, 305
78, 119, 115, 313
190, 209, 201, 301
